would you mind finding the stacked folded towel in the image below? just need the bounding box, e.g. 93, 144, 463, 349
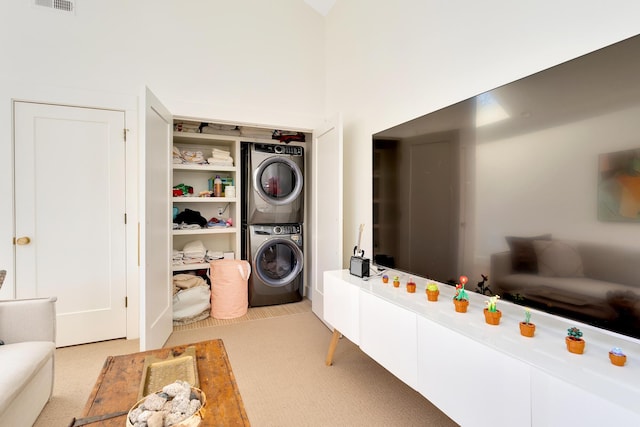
172, 146, 206, 165
181, 150, 206, 164
182, 240, 207, 264
172, 146, 183, 164
174, 121, 200, 133
240, 126, 274, 139
201, 123, 240, 136
172, 249, 184, 265
207, 148, 233, 166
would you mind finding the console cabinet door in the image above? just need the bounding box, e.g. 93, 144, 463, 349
417, 316, 531, 427
323, 270, 360, 345
531, 369, 640, 426
360, 291, 418, 389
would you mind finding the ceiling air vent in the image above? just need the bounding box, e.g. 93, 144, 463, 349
34, 0, 75, 14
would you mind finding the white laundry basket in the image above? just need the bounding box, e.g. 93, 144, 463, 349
209, 260, 251, 319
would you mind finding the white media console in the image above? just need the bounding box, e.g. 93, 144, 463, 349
323, 269, 640, 427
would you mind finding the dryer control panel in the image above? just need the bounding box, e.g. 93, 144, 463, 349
253, 143, 303, 156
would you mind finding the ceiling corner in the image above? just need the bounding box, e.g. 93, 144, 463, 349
304, 0, 337, 17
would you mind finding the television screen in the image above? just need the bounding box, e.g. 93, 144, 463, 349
372, 34, 640, 339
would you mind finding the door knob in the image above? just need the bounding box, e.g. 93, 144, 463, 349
15, 236, 31, 245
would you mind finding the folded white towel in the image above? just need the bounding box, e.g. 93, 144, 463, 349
206, 123, 237, 131
183, 240, 207, 257
201, 127, 240, 136
179, 223, 202, 230
212, 148, 231, 155
211, 153, 232, 161
239, 127, 273, 137
207, 158, 233, 166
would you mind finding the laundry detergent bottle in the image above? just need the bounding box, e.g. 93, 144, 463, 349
213, 175, 223, 197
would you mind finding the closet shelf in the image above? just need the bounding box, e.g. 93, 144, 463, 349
173, 197, 237, 203
172, 164, 235, 172
173, 227, 237, 236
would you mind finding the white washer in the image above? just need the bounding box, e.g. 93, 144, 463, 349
247, 224, 303, 307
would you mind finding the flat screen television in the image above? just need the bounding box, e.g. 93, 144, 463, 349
372, 34, 640, 339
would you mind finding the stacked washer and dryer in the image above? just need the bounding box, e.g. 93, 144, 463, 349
241, 142, 305, 307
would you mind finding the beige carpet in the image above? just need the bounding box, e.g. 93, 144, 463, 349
35, 299, 457, 426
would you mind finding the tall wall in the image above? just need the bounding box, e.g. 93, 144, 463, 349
324, 0, 640, 267
0, 0, 325, 125
0, 0, 325, 295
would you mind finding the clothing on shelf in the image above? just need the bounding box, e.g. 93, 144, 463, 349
174, 208, 208, 228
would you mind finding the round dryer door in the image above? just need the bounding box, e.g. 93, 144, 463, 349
253, 157, 303, 206
253, 238, 304, 287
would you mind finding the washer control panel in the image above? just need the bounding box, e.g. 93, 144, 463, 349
272, 224, 301, 235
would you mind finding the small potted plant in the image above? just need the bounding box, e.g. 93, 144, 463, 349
406, 277, 416, 293
483, 295, 501, 325
453, 275, 469, 313
426, 282, 439, 302
393, 276, 400, 288
519, 308, 536, 337
566, 327, 586, 354
609, 347, 626, 366
382, 274, 389, 284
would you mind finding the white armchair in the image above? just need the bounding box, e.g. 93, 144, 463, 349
0, 296, 57, 427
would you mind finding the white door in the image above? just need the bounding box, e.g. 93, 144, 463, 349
14, 102, 127, 347
139, 87, 173, 351
311, 115, 343, 323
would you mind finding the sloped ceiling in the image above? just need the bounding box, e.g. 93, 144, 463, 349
304, 0, 337, 16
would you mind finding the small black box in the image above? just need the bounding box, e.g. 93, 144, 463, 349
350, 256, 370, 278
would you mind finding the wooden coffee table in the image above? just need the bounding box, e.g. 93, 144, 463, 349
76, 339, 250, 426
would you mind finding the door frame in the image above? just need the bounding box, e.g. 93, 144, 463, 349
0, 81, 140, 340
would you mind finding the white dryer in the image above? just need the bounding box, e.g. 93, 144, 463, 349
245, 142, 304, 224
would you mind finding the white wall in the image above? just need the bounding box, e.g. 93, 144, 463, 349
324, 0, 640, 267
0, 1, 325, 309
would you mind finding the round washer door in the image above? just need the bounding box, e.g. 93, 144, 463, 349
253, 157, 303, 206
253, 238, 304, 287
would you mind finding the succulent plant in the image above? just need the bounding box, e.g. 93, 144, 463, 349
427, 282, 439, 292
523, 308, 532, 324
567, 327, 583, 340
610, 347, 625, 356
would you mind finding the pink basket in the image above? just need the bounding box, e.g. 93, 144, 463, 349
209, 260, 251, 319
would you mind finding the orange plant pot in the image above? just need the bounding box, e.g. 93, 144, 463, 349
519, 322, 536, 337
483, 308, 501, 325
406, 283, 416, 293
426, 290, 439, 302
453, 298, 469, 313
393, 280, 400, 288
609, 352, 626, 366
566, 337, 585, 354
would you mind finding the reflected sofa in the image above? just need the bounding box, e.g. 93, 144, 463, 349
491, 239, 640, 325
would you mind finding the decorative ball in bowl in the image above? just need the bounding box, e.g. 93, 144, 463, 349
127, 380, 206, 427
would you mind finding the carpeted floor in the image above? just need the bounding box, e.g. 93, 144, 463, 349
35, 299, 457, 427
